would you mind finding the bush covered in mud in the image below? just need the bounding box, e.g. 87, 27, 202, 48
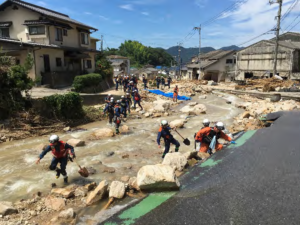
73, 73, 103, 93
43, 92, 85, 120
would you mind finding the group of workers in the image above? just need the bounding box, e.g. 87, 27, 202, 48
155, 76, 172, 90
157, 119, 236, 158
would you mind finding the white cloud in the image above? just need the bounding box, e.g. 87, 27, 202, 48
195, 0, 207, 8
119, 4, 134, 11
207, 32, 223, 36
99, 15, 109, 21
84, 12, 92, 15
113, 20, 123, 24
36, 1, 47, 7
141, 12, 149, 16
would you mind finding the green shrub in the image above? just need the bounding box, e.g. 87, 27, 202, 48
43, 92, 85, 120
73, 73, 102, 92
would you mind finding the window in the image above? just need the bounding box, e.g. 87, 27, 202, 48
55, 28, 63, 41
63, 29, 68, 36
0, 28, 9, 38
81, 32, 89, 45
226, 59, 233, 64
87, 60, 92, 69
29, 26, 45, 35
56, 58, 62, 67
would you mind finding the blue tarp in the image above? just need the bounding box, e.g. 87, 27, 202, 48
148, 89, 191, 101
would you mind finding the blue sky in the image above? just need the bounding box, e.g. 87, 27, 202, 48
5, 0, 300, 49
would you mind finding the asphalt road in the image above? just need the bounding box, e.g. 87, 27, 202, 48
104, 111, 300, 225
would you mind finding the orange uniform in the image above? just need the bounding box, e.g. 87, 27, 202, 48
195, 127, 232, 153
173, 87, 178, 102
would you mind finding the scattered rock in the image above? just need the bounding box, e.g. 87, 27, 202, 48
144, 113, 151, 118
45, 196, 65, 211
92, 128, 115, 139
86, 167, 97, 175
199, 95, 207, 99
109, 181, 126, 199
121, 125, 129, 132
30, 210, 37, 216
169, 119, 185, 129
183, 151, 198, 160
90, 160, 102, 165
75, 187, 88, 197
188, 158, 198, 167
152, 113, 162, 118
67, 138, 85, 147
51, 188, 74, 199
241, 111, 251, 119
122, 154, 129, 159
207, 80, 217, 86
153, 99, 171, 112
84, 182, 97, 191
0, 201, 17, 216
164, 112, 169, 116
137, 164, 180, 191
121, 176, 130, 183
86, 180, 109, 205
180, 104, 206, 115
58, 208, 75, 219
103, 166, 116, 173
105, 151, 115, 157
63, 127, 71, 132
197, 152, 210, 160
226, 100, 232, 104
162, 152, 188, 171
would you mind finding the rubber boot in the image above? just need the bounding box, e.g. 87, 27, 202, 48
63, 176, 68, 184
162, 154, 166, 159
55, 168, 61, 179
175, 147, 179, 153
116, 128, 120, 135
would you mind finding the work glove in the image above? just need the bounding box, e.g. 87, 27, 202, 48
230, 141, 236, 144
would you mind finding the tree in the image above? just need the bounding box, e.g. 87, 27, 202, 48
95, 53, 113, 79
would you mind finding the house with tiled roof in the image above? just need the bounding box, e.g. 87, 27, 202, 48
106, 55, 130, 76
0, 0, 100, 87
186, 50, 236, 82
236, 32, 300, 81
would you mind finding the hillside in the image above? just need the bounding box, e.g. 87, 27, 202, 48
165, 45, 242, 63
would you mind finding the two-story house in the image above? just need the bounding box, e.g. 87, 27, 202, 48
107, 55, 130, 77
0, 0, 100, 87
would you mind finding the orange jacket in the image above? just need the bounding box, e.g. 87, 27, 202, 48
195, 127, 232, 142
173, 87, 178, 94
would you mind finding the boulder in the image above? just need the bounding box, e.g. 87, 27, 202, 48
58, 208, 75, 219
183, 151, 198, 160
122, 153, 129, 159
180, 104, 206, 115
207, 80, 217, 86
109, 181, 126, 199
84, 182, 97, 191
128, 177, 140, 191
188, 158, 198, 167
75, 187, 88, 197
162, 152, 188, 171
86, 180, 109, 205
121, 125, 129, 132
164, 112, 169, 116
92, 128, 115, 139
137, 164, 180, 191
169, 119, 185, 129
153, 100, 171, 112
152, 113, 162, 118
241, 111, 251, 119
197, 152, 210, 160
45, 196, 66, 211
67, 139, 85, 147
144, 113, 151, 118
63, 127, 71, 132
199, 95, 207, 99
188, 102, 198, 106
87, 167, 97, 175
51, 188, 74, 199
102, 166, 116, 173
0, 201, 17, 216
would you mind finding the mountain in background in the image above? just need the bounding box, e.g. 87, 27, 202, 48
164, 45, 243, 64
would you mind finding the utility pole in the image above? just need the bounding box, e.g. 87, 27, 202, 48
101, 35, 104, 52
194, 25, 201, 80
178, 42, 182, 80
269, 0, 283, 77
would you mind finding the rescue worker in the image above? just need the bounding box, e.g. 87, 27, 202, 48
195, 119, 211, 151
120, 96, 128, 118
195, 122, 235, 155
103, 99, 115, 125
126, 93, 132, 114
143, 75, 148, 89
156, 76, 161, 89
36, 135, 75, 183
157, 120, 180, 158
114, 100, 122, 134
123, 76, 128, 92
167, 76, 172, 89
161, 77, 166, 90
173, 85, 179, 102
114, 76, 119, 91
133, 90, 143, 110
105, 94, 112, 103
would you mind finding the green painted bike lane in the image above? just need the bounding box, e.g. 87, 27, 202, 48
104, 130, 257, 225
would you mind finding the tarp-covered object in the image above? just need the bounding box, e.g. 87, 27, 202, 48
148, 90, 191, 101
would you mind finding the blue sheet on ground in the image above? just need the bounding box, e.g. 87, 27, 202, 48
148, 90, 191, 101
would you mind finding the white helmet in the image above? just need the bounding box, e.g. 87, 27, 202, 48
130, 81, 133, 83
110, 99, 114, 102
203, 119, 210, 127
161, 120, 168, 126
126, 93, 130, 96
108, 94, 112, 96
49, 135, 59, 144
121, 96, 124, 99
216, 122, 225, 130
117, 100, 121, 104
